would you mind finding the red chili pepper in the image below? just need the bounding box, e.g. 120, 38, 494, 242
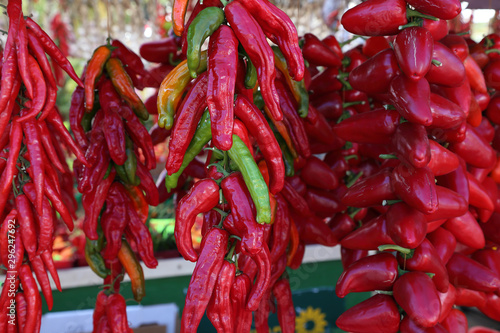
302, 33, 341, 67
336, 253, 398, 298
300, 156, 338, 190
449, 124, 496, 169
392, 122, 430, 168
181, 227, 229, 332
341, 0, 407, 36
427, 227, 457, 265
341, 215, 394, 250
294, 214, 338, 246
427, 140, 459, 176
23, 184, 54, 255
389, 75, 433, 126
308, 67, 342, 98
16, 16, 34, 99
336, 294, 400, 333
30, 256, 54, 310
230, 273, 253, 332
281, 181, 312, 216
394, 271, 441, 328
432, 78, 471, 117
426, 42, 466, 87
428, 94, 466, 132
16, 54, 47, 122
0, 55, 19, 129
106, 293, 130, 332
394, 27, 434, 81
386, 202, 426, 249
391, 164, 438, 214
125, 202, 159, 269
484, 60, 500, 91
442, 309, 468, 333
447, 253, 500, 292
41, 250, 61, 292
206, 260, 235, 332
362, 36, 390, 57
100, 185, 128, 260
424, 185, 468, 222
456, 287, 486, 308
272, 278, 295, 333
465, 55, 487, 94
478, 293, 500, 322
399, 316, 447, 333
25, 17, 83, 87
305, 188, 344, 218
406, 0, 461, 20
19, 264, 42, 333
15, 292, 27, 332
349, 49, 401, 95
93, 290, 108, 330
342, 168, 397, 207
176, 179, 220, 262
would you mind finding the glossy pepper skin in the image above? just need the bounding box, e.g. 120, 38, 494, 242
19, 264, 42, 333
341, 0, 407, 36
336, 253, 398, 298
181, 227, 229, 333
228, 135, 271, 224
100, 184, 128, 260
117, 240, 146, 302
406, 0, 461, 20
238, 0, 304, 81
389, 75, 433, 126
235, 95, 284, 194
187, 7, 225, 78
207, 260, 235, 332
166, 72, 208, 175
207, 25, 238, 151
449, 124, 496, 169
302, 33, 341, 67
392, 122, 431, 169
427, 228, 456, 265
231, 273, 253, 332
393, 272, 441, 328
444, 211, 485, 249
273, 279, 296, 333
446, 253, 500, 293
336, 294, 400, 333
106, 293, 130, 332
225, 1, 282, 122
386, 202, 427, 249
427, 140, 459, 176
175, 179, 219, 262
426, 42, 466, 87
300, 156, 338, 190
342, 168, 397, 207
394, 27, 434, 81
349, 49, 401, 94
84, 45, 112, 112
341, 215, 395, 250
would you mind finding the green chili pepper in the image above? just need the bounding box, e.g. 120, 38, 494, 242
81, 107, 98, 132
253, 90, 265, 110
228, 134, 271, 224
85, 231, 109, 279
240, 49, 257, 89
187, 7, 225, 78
124, 136, 139, 186
166, 110, 212, 192
272, 46, 309, 118
274, 129, 295, 177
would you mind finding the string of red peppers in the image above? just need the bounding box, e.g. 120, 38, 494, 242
0, 0, 86, 331
143, 0, 500, 332
69, 39, 161, 332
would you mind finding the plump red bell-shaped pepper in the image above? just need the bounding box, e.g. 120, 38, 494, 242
302, 33, 341, 67
427, 228, 457, 265
424, 185, 468, 222
389, 75, 433, 125
484, 60, 500, 90
449, 124, 496, 169
428, 93, 466, 130
294, 214, 338, 247
391, 122, 430, 169
341, 0, 407, 36
336, 253, 398, 298
305, 188, 344, 218
328, 213, 356, 242
391, 164, 438, 214
349, 49, 401, 94
427, 140, 459, 176
447, 253, 500, 292
423, 19, 448, 40
341, 247, 369, 270
300, 156, 338, 190
335, 294, 401, 333
437, 283, 457, 322
362, 36, 390, 57
399, 316, 448, 333
455, 287, 486, 307
334, 108, 400, 144
441, 309, 468, 333
386, 202, 427, 249
342, 168, 397, 207
471, 247, 500, 277
407, 0, 461, 19
397, 239, 449, 293
426, 42, 466, 87
441, 35, 469, 62
444, 211, 485, 249
341, 214, 394, 250
394, 27, 434, 81
393, 272, 441, 328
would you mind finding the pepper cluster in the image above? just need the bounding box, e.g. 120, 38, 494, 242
300, 0, 500, 331
0, 1, 86, 331
70, 41, 159, 332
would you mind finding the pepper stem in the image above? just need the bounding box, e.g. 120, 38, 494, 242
225, 239, 238, 261
212, 207, 228, 218
207, 163, 230, 177
432, 59, 443, 67
219, 0, 228, 6
378, 244, 412, 255
406, 8, 438, 21
341, 57, 351, 68
339, 35, 363, 47
338, 77, 352, 90
348, 207, 361, 219
456, 31, 470, 36
379, 154, 398, 160
346, 171, 363, 188
486, 49, 500, 55
344, 154, 358, 161
376, 290, 394, 295
343, 101, 364, 108
398, 20, 423, 30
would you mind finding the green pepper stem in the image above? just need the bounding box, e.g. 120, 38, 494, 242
338, 77, 352, 90
379, 154, 398, 160
339, 35, 363, 47
337, 71, 350, 79
348, 208, 362, 219
212, 207, 228, 218
343, 101, 364, 108
219, 0, 228, 6
378, 244, 412, 255
456, 31, 470, 36
341, 57, 351, 68
486, 49, 500, 55
406, 8, 438, 21
376, 290, 394, 295
398, 21, 423, 30
346, 171, 363, 188
344, 154, 358, 161
432, 59, 443, 67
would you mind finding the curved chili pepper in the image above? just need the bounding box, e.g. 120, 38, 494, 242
157, 52, 207, 129
187, 7, 225, 78
446, 253, 500, 292
336, 253, 398, 298
207, 260, 235, 332
0, 55, 19, 133
166, 72, 208, 174
19, 264, 42, 333
101, 184, 128, 260
118, 240, 146, 302
230, 273, 253, 332
228, 135, 271, 224
349, 49, 401, 94
273, 278, 295, 333
103, 102, 127, 166
181, 227, 229, 332
427, 227, 456, 265
25, 17, 83, 87
207, 25, 238, 151
225, 1, 282, 121
125, 204, 158, 269
336, 294, 400, 333
84, 45, 112, 112
41, 250, 61, 292
17, 54, 47, 122
166, 111, 211, 191
302, 33, 341, 67
176, 179, 219, 262
85, 236, 109, 279
15, 292, 27, 332
17, 16, 34, 99
23, 185, 54, 255
428, 93, 466, 131
305, 188, 344, 218
93, 291, 108, 330
392, 122, 430, 168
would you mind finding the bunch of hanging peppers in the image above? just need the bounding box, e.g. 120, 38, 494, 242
0, 0, 85, 331
70, 40, 160, 332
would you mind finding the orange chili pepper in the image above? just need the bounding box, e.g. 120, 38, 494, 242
172, 0, 189, 36
105, 57, 149, 120
117, 240, 146, 302
287, 217, 300, 266
263, 106, 298, 158
124, 185, 149, 224
84, 45, 112, 112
